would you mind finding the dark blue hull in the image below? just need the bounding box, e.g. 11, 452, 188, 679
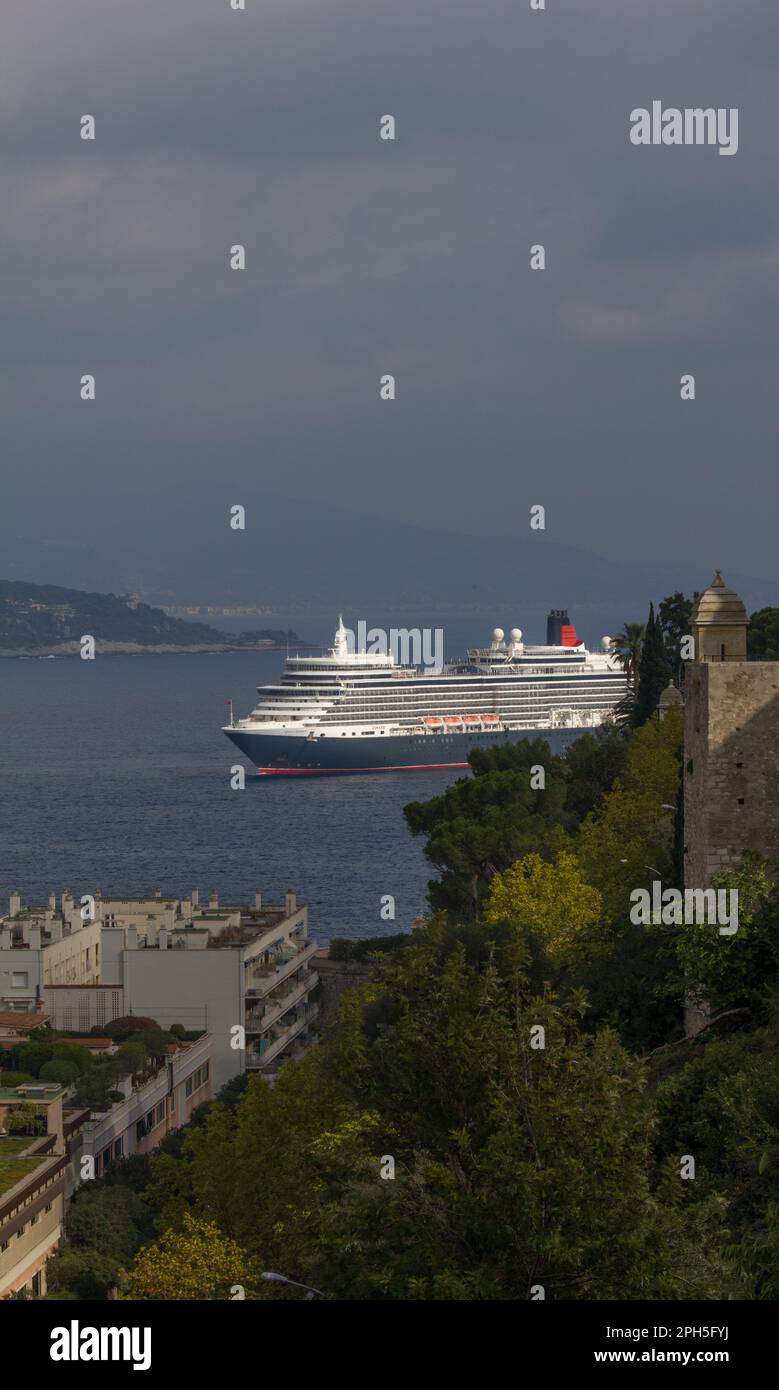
224, 725, 588, 775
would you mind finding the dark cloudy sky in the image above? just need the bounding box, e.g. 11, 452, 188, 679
2, 0, 777, 581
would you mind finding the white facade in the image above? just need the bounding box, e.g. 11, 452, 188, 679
3, 889, 318, 1092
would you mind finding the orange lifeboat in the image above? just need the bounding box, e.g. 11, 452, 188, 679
463, 715, 482, 725
424, 716, 444, 727
482, 714, 500, 723
443, 715, 462, 725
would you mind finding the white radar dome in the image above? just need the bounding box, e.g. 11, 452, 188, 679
602, 635, 613, 651
510, 628, 522, 643
492, 628, 505, 643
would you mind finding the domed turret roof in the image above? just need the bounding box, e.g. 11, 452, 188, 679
658, 681, 683, 709
692, 571, 748, 627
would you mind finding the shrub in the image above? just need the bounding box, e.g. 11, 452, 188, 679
39, 1060, 80, 1085
49, 1043, 94, 1074
104, 1016, 159, 1041
328, 938, 354, 961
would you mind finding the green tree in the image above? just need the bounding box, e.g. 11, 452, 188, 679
65, 1184, 153, 1265
747, 607, 779, 660
14, 1041, 54, 1077
138, 921, 730, 1300
675, 854, 779, 1016
46, 1247, 121, 1301
70, 1059, 123, 1112
39, 1060, 80, 1085
484, 849, 602, 963
51, 1042, 93, 1074
657, 592, 693, 680
127, 1213, 257, 1301
559, 725, 631, 823
576, 709, 682, 923
611, 621, 645, 689
404, 738, 573, 917
103, 1016, 159, 1041
633, 602, 671, 727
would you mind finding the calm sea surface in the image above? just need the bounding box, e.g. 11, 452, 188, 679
0, 640, 465, 941
0, 609, 622, 939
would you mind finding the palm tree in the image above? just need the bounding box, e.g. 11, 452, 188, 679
611, 622, 645, 690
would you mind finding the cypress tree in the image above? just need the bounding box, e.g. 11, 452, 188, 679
632, 602, 670, 726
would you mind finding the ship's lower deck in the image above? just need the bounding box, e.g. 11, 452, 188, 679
224, 725, 589, 775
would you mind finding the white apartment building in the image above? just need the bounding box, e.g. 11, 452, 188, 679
1, 889, 319, 1090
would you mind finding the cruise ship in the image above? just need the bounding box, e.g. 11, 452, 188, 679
222, 610, 628, 775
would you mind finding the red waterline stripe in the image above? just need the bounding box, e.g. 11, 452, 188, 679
256, 762, 470, 775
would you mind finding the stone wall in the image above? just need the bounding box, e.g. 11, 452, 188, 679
314, 953, 373, 1026
684, 661, 779, 887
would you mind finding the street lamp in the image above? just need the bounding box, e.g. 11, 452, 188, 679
261, 1271, 328, 1300
619, 860, 663, 877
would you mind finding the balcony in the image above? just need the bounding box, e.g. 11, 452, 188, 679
246, 1004, 319, 1070
245, 971, 318, 1034
245, 939, 318, 999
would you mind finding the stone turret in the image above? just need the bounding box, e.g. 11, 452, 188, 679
658, 681, 683, 719
691, 571, 748, 662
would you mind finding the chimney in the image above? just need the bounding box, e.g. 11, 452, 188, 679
191, 888, 199, 907
285, 890, 297, 916
48, 892, 56, 910
155, 887, 162, 899
9, 892, 22, 917
210, 890, 219, 908
254, 889, 262, 911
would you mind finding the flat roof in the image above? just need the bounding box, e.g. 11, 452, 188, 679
0, 1083, 63, 1101
0, 1155, 43, 1197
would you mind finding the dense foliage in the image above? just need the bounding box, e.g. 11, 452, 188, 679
39, 693, 779, 1302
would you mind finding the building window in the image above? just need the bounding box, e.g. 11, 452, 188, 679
11, 972, 29, 988
113, 1138, 123, 1160
737, 797, 744, 805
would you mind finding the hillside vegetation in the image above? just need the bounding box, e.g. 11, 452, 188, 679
0, 581, 298, 651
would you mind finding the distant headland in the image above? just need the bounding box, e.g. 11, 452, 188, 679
0, 581, 303, 657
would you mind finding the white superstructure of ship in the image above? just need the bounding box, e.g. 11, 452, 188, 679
223, 609, 627, 776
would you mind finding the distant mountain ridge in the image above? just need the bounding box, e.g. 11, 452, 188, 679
3, 485, 778, 619
0, 581, 299, 654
